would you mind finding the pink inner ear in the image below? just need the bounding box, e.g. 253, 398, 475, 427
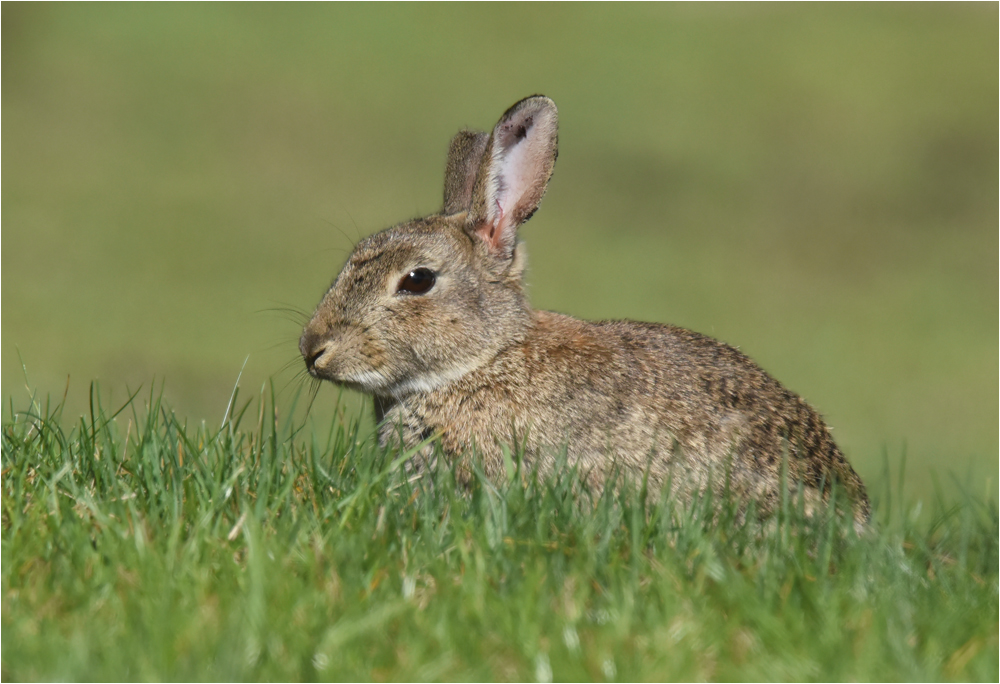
496, 136, 533, 219
474, 198, 505, 251
476, 136, 534, 254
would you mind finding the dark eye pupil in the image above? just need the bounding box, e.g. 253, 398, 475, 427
397, 268, 436, 294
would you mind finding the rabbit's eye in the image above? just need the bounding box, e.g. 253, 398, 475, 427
397, 268, 436, 295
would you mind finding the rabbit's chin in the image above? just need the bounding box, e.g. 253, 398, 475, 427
338, 361, 481, 399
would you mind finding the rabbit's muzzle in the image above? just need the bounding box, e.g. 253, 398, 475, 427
299, 320, 391, 392
300, 323, 355, 381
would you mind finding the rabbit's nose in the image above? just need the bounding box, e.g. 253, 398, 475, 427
299, 331, 328, 374
304, 346, 326, 373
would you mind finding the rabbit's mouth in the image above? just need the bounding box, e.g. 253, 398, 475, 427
302, 348, 403, 395
305, 361, 387, 395
302, 348, 383, 392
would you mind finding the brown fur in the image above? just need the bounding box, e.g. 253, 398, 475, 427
300, 96, 870, 526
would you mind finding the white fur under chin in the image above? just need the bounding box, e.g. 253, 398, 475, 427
343, 369, 391, 393
385, 360, 483, 396
341, 355, 486, 397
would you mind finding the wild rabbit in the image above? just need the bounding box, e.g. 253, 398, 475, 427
300, 95, 870, 526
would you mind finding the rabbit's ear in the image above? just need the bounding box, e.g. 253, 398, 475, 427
443, 130, 489, 215
467, 96, 558, 259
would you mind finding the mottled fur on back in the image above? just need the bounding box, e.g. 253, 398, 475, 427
300, 96, 870, 526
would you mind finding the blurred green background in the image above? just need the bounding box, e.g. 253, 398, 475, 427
3, 4, 996, 499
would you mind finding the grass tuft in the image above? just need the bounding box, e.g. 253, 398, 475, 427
2, 386, 997, 680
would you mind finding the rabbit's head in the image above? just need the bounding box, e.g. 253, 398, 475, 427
300, 96, 559, 397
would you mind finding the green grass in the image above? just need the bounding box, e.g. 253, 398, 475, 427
3, 387, 996, 681
2, 4, 997, 501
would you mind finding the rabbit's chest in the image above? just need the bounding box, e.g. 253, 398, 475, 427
379, 386, 520, 448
